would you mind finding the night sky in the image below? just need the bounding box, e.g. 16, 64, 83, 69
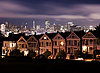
0, 0, 100, 28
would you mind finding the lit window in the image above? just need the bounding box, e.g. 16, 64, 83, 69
44, 37, 46, 39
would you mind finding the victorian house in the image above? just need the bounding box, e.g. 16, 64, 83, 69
82, 31, 97, 54
66, 31, 80, 59
27, 35, 39, 55
17, 36, 29, 53
2, 33, 24, 56
52, 33, 66, 56
39, 33, 52, 54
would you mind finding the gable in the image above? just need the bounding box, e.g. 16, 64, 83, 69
17, 36, 27, 43
39, 34, 51, 41
27, 36, 37, 42
53, 33, 64, 40
67, 32, 80, 39
82, 32, 96, 39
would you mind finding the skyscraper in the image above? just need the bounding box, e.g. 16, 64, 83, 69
1, 24, 5, 32
45, 20, 50, 30
33, 21, 35, 30
36, 25, 40, 30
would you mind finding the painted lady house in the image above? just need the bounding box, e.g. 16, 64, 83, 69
39, 33, 52, 54
52, 32, 66, 56
2, 33, 25, 56
82, 31, 97, 55
66, 31, 80, 59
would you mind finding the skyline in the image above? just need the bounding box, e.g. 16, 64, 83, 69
0, 0, 100, 27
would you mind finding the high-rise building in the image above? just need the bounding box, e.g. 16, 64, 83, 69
36, 25, 40, 30
45, 20, 50, 30
33, 21, 35, 30
25, 23, 28, 30
1, 24, 5, 32
5, 22, 9, 28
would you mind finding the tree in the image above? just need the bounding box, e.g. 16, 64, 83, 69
57, 50, 66, 59
74, 50, 81, 58
27, 51, 36, 58
10, 49, 24, 57
93, 50, 100, 58
44, 50, 51, 59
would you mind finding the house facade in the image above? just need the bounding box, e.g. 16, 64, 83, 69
82, 31, 97, 54
66, 32, 80, 59
52, 33, 65, 56
17, 36, 29, 56
2, 41, 16, 56
39, 34, 52, 54
27, 35, 39, 55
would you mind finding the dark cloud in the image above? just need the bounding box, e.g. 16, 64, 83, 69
0, 0, 100, 27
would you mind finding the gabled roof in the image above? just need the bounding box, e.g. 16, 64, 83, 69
27, 35, 38, 42
52, 33, 65, 40
66, 31, 80, 39
39, 33, 51, 41
82, 31, 96, 39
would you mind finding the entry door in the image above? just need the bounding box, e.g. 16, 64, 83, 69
54, 49, 57, 55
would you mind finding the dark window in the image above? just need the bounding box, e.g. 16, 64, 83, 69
49, 42, 51, 46
68, 48, 70, 54
42, 42, 43, 46
90, 40, 93, 44
34, 43, 36, 47
58, 37, 60, 39
83, 40, 85, 44
74, 40, 77, 46
74, 48, 77, 49
55, 41, 57, 46
72, 36, 74, 38
86, 40, 88, 45
26, 45, 27, 48
22, 44, 24, 48
46, 42, 48, 46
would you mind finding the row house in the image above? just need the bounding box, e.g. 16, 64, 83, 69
52, 33, 66, 56
39, 33, 52, 54
66, 32, 80, 59
82, 32, 97, 54
2, 33, 40, 56
2, 31, 98, 59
